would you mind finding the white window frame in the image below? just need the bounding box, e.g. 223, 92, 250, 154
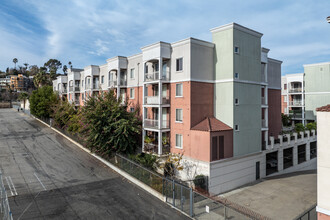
101, 76, 104, 84
175, 83, 183, 97
175, 134, 183, 149
176, 58, 183, 72
130, 88, 135, 99
176, 109, 183, 123
235, 125, 239, 131
130, 68, 135, 79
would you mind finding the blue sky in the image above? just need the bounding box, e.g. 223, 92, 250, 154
0, 0, 329, 75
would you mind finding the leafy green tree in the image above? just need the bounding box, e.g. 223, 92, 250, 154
18, 92, 29, 110
28, 65, 39, 76
305, 122, 316, 132
44, 59, 62, 80
82, 89, 141, 155
52, 100, 79, 130
68, 61, 72, 69
29, 86, 58, 118
13, 58, 18, 69
294, 123, 305, 133
281, 113, 291, 126
128, 153, 159, 171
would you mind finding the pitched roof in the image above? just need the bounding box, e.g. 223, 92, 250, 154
191, 117, 232, 132
316, 104, 330, 112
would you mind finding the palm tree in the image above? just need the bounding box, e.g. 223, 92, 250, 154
68, 61, 72, 70
33, 67, 49, 88
13, 58, 18, 69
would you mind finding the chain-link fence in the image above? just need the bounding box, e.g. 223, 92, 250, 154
0, 173, 13, 220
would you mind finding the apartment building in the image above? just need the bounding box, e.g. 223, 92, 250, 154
10, 74, 30, 91
316, 105, 330, 220
281, 61, 330, 124
54, 23, 316, 194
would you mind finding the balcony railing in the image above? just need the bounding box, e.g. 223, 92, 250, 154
262, 119, 267, 128
62, 88, 68, 93
119, 79, 127, 86
289, 88, 302, 93
75, 100, 80, 105
85, 84, 91, 90
144, 96, 170, 105
261, 73, 266, 82
93, 84, 100, 90
289, 112, 303, 118
261, 97, 266, 105
145, 71, 170, 82
69, 86, 74, 92
144, 119, 170, 129
108, 80, 117, 88
69, 86, 80, 92
288, 101, 303, 106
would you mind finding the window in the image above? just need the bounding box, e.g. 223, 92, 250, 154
310, 142, 317, 159
101, 76, 104, 84
235, 73, 239, 79
284, 108, 288, 113
176, 83, 183, 97
175, 134, 183, 148
235, 125, 239, 131
234, 46, 239, 54
176, 109, 183, 122
145, 64, 148, 74
130, 107, 135, 112
235, 98, 239, 105
130, 68, 135, 79
298, 144, 306, 164
284, 84, 287, 90
130, 88, 135, 99
176, 58, 183, 71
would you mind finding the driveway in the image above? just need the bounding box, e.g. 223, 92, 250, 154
0, 109, 189, 220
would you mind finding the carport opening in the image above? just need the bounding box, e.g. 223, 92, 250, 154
283, 147, 293, 169
266, 151, 278, 176
310, 142, 317, 159
298, 144, 306, 164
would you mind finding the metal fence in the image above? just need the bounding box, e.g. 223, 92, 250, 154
294, 204, 317, 220
109, 154, 259, 219
0, 173, 13, 220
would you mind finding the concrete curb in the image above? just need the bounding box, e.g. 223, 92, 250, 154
31, 115, 193, 219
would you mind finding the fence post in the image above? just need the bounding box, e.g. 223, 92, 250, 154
181, 185, 183, 211
172, 180, 175, 206
190, 188, 193, 217
224, 206, 227, 220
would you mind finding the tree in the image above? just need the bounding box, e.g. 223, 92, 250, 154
44, 59, 62, 80
161, 153, 184, 178
29, 86, 58, 118
29, 65, 39, 76
33, 67, 51, 88
18, 92, 29, 110
68, 61, 72, 69
306, 122, 316, 132
294, 123, 305, 133
23, 63, 29, 73
62, 65, 68, 74
82, 89, 141, 155
13, 58, 18, 69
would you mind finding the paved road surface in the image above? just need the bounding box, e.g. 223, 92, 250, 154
0, 109, 189, 220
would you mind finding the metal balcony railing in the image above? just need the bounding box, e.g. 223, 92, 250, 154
144, 96, 170, 105
85, 84, 91, 90
93, 84, 100, 89
75, 100, 80, 105
144, 119, 170, 129
262, 119, 267, 128
119, 79, 127, 86
62, 88, 68, 93
289, 112, 303, 118
145, 71, 170, 82
261, 73, 266, 82
69, 86, 74, 92
289, 88, 302, 93
108, 80, 117, 88
288, 101, 303, 106
261, 97, 266, 105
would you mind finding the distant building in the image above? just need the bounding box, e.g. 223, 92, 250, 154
316, 105, 330, 220
0, 76, 11, 90
10, 74, 29, 91
281, 61, 330, 124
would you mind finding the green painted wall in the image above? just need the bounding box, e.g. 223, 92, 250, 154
305, 63, 330, 121
212, 26, 262, 157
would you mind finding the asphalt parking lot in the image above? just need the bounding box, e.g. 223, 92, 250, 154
0, 109, 189, 219
220, 170, 317, 220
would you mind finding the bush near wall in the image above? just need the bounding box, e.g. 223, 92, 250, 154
29, 85, 58, 118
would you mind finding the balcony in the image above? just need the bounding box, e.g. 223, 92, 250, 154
119, 79, 127, 86
69, 86, 80, 92
144, 119, 170, 129
93, 84, 100, 90
289, 112, 303, 119
261, 73, 266, 82
74, 100, 80, 105
262, 119, 267, 128
145, 71, 170, 82
85, 84, 91, 90
261, 97, 266, 105
144, 96, 170, 105
62, 88, 68, 93
108, 80, 117, 88
288, 101, 303, 106
289, 88, 302, 93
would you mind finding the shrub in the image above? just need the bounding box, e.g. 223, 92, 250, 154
29, 85, 58, 118
294, 123, 305, 133
305, 122, 316, 132
128, 153, 159, 171
193, 175, 207, 191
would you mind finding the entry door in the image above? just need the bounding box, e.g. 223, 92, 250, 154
256, 162, 260, 180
